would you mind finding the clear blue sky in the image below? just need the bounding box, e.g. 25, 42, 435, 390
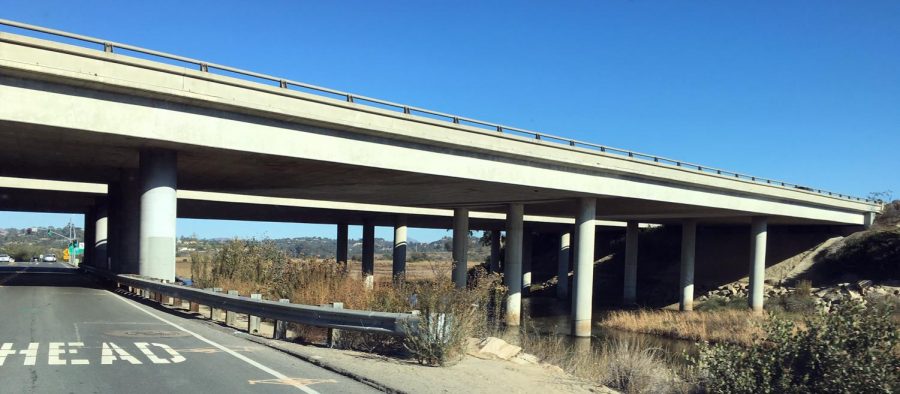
1, 1, 898, 241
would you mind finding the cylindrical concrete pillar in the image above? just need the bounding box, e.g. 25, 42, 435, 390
504, 204, 524, 326
138, 150, 177, 281
118, 170, 141, 275
83, 208, 95, 268
452, 208, 469, 288
749, 217, 768, 312
557, 231, 571, 299
336, 223, 349, 268
94, 202, 109, 270
522, 229, 533, 294
573, 197, 596, 337
393, 216, 407, 283
489, 230, 501, 273
680, 219, 697, 311
569, 224, 579, 313
623, 221, 639, 306
362, 222, 375, 289
106, 182, 121, 273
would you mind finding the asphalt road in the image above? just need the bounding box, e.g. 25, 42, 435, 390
0, 263, 378, 393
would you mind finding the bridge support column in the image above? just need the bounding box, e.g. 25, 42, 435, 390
83, 207, 95, 268
749, 217, 768, 312
522, 229, 533, 295
138, 150, 177, 281
452, 208, 469, 288
623, 221, 639, 306
362, 222, 375, 289
489, 230, 501, 273
504, 203, 524, 326
863, 211, 877, 229
680, 219, 697, 311
93, 201, 109, 269
336, 224, 349, 269
557, 231, 571, 299
573, 198, 596, 337
109, 171, 140, 274
393, 216, 407, 283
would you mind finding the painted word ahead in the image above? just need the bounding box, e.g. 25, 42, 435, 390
0, 342, 186, 366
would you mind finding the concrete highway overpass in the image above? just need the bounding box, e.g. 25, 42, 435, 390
0, 20, 881, 337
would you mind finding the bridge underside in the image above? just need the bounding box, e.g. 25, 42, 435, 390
0, 185, 571, 231
0, 119, 837, 226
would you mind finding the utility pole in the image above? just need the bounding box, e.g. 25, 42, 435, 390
47, 219, 76, 266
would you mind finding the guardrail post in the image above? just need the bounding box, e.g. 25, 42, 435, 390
159, 281, 169, 304
190, 300, 200, 313
249, 293, 262, 334
327, 302, 343, 348
275, 298, 290, 340
172, 297, 181, 309
211, 288, 223, 320
226, 290, 238, 326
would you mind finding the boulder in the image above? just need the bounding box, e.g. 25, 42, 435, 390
822, 291, 843, 303
476, 337, 521, 361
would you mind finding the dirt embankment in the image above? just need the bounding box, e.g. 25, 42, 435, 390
875, 200, 900, 228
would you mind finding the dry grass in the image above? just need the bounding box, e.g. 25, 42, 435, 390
175, 257, 191, 277
520, 333, 697, 394
600, 309, 765, 346
188, 239, 506, 363
180, 256, 466, 286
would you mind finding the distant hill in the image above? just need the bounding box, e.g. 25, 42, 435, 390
0, 226, 85, 260
178, 235, 490, 262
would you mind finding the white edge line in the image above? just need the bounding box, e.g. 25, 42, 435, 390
109, 291, 319, 394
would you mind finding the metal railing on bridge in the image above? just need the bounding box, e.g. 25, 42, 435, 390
81, 265, 418, 338
0, 18, 876, 204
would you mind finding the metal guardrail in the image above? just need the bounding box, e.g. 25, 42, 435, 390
0, 18, 876, 204
81, 265, 418, 336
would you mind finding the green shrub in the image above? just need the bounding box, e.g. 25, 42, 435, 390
693, 297, 900, 393
520, 333, 697, 394
401, 267, 504, 366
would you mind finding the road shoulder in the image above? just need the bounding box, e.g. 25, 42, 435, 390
235, 332, 600, 394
